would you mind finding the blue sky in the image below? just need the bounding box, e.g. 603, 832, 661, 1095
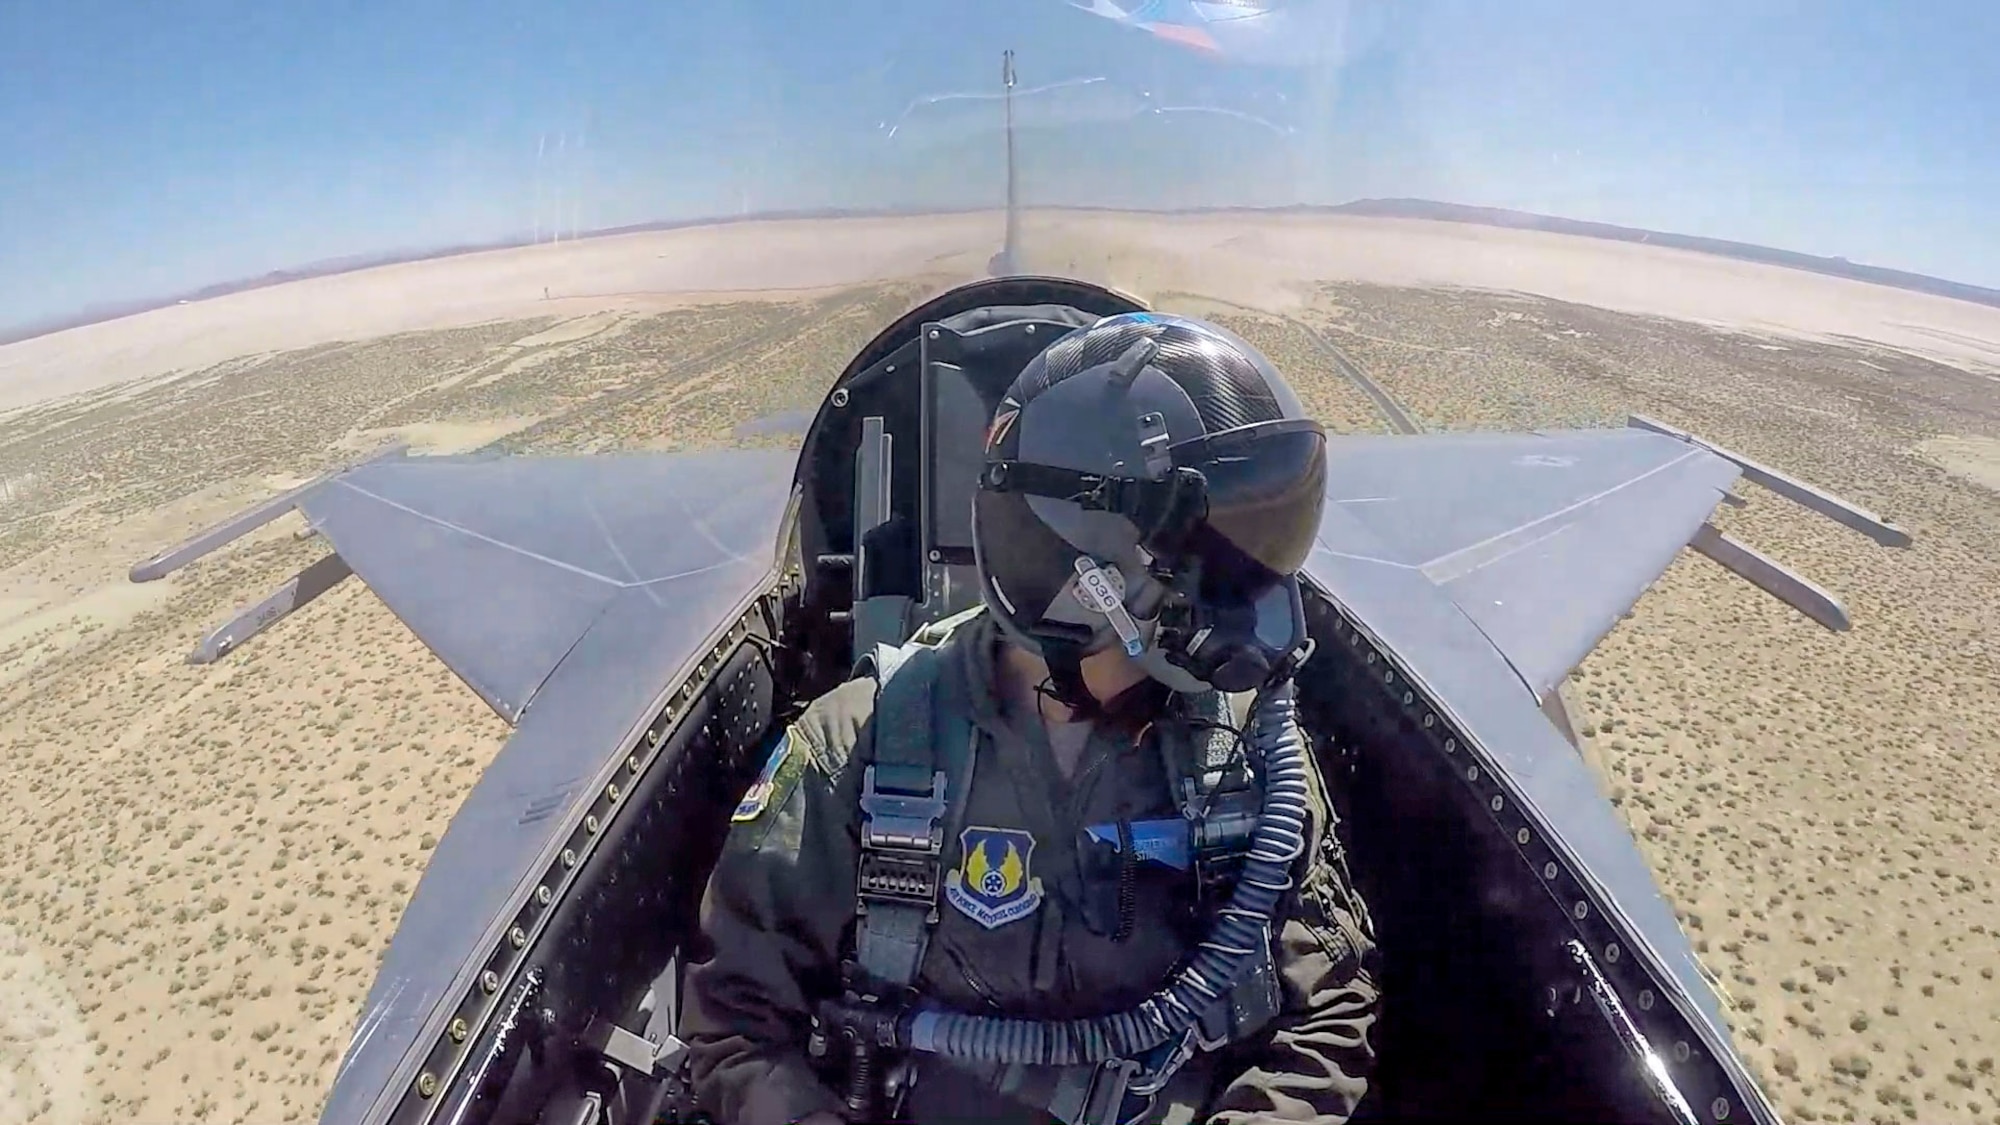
0, 0, 1994, 329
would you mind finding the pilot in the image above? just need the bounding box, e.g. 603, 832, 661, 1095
680, 311, 1380, 1125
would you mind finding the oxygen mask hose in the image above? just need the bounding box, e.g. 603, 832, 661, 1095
900, 679, 1312, 1066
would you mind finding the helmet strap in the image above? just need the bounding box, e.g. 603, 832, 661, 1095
1036, 640, 1098, 717
1035, 640, 1171, 735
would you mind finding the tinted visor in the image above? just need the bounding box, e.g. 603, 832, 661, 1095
1173, 420, 1327, 603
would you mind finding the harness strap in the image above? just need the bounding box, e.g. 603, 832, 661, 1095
852, 630, 979, 994
846, 619, 1286, 1121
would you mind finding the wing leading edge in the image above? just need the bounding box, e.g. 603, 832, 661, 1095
131, 444, 799, 723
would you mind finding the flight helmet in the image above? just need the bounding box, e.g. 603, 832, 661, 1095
971, 311, 1327, 709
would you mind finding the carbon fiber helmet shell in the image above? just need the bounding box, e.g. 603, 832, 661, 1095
971, 311, 1328, 693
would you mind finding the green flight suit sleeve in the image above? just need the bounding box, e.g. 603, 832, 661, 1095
1205, 749, 1382, 1125
681, 680, 876, 1125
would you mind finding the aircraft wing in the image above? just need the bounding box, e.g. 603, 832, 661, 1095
1313, 416, 1909, 705
1301, 415, 1906, 1108
133, 444, 800, 1125
132, 443, 799, 724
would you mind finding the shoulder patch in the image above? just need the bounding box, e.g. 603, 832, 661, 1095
792, 677, 878, 778
945, 826, 1045, 929
732, 732, 799, 823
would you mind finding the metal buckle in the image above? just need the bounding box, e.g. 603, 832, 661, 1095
857, 849, 941, 906
883, 1055, 921, 1118
1079, 1058, 1140, 1125
858, 765, 948, 909
1193, 999, 1237, 1053
1117, 1091, 1159, 1125
1128, 995, 1241, 1100
1127, 1028, 1196, 1098
859, 765, 948, 851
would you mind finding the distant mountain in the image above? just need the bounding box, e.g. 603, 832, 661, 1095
0, 238, 535, 347
1319, 198, 2000, 311
0, 207, 974, 348
6, 198, 1993, 347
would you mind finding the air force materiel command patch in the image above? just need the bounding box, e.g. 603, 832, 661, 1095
731, 732, 795, 823
945, 826, 1045, 929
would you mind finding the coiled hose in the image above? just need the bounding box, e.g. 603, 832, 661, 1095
899, 679, 1311, 1065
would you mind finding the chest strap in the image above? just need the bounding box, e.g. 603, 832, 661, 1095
851, 637, 978, 993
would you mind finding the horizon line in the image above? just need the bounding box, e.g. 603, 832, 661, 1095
7, 198, 1998, 347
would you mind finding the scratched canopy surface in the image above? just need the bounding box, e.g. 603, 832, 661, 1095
70, 3, 1931, 1124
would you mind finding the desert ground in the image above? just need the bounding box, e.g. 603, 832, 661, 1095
1, 213, 1998, 1125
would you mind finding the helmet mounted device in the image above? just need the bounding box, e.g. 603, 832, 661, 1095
980, 429, 1319, 696
972, 312, 1327, 707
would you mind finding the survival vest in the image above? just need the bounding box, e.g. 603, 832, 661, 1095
841, 608, 1283, 1121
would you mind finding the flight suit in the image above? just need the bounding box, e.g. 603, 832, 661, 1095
681, 612, 1381, 1125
